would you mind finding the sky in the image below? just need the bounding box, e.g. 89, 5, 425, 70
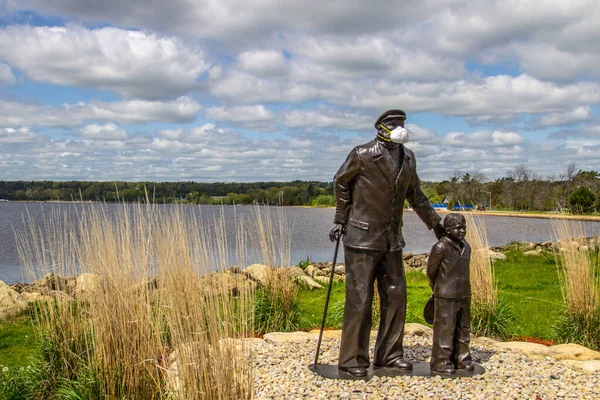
0, 0, 599, 183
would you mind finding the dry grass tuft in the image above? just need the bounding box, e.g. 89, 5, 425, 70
464, 214, 514, 339
249, 205, 299, 334
16, 202, 254, 399
552, 220, 599, 315
551, 220, 600, 349
465, 214, 497, 306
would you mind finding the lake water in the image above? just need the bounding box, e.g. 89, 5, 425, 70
2, 202, 600, 284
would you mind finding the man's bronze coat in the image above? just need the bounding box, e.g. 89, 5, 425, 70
334, 138, 441, 369
334, 139, 440, 250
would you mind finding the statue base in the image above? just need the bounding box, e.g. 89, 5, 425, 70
309, 362, 485, 381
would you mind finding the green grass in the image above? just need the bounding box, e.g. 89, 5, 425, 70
295, 271, 433, 330
0, 313, 37, 369
297, 252, 563, 342
494, 249, 563, 340
0, 249, 572, 373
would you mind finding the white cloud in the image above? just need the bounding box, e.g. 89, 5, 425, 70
550, 124, 600, 139
444, 131, 525, 147
537, 106, 592, 127
340, 74, 600, 118
238, 50, 287, 75
12, 0, 459, 43
405, 124, 438, 144
0, 25, 209, 98
289, 36, 465, 82
0, 97, 200, 128
78, 123, 127, 140
281, 107, 372, 131
204, 105, 275, 129
0, 61, 16, 83
0, 127, 38, 143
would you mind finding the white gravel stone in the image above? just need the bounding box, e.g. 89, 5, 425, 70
253, 333, 600, 399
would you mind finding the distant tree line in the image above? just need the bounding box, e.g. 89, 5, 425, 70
430, 163, 600, 215
0, 180, 335, 207
1, 163, 599, 213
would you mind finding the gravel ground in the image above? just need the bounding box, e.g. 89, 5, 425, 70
253, 335, 600, 399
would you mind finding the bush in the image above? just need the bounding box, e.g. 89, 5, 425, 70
16, 203, 254, 399
254, 269, 300, 334
310, 195, 335, 207
569, 186, 595, 214
553, 310, 600, 351
596, 192, 600, 214
470, 300, 515, 340
296, 257, 311, 270
552, 220, 600, 350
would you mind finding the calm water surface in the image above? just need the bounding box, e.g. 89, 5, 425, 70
2, 202, 600, 284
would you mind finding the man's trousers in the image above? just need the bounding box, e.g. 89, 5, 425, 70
338, 246, 407, 369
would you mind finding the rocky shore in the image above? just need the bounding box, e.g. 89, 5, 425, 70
3, 237, 600, 319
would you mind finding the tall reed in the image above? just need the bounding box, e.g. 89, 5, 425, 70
464, 214, 514, 339
551, 220, 600, 349
249, 205, 299, 334
16, 202, 254, 399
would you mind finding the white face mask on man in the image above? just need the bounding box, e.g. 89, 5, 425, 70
379, 125, 409, 144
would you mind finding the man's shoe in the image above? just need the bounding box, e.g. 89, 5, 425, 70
431, 368, 456, 375
339, 366, 368, 377
457, 364, 475, 371
389, 358, 413, 370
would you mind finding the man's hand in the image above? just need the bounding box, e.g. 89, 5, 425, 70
329, 224, 345, 242
433, 222, 446, 239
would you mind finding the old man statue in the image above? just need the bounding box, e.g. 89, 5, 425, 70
329, 109, 445, 377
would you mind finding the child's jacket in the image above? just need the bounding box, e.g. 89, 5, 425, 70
427, 236, 471, 299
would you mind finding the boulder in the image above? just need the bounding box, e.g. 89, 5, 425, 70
19, 291, 45, 304
0, 280, 27, 320
287, 266, 307, 278
308, 329, 342, 340
540, 240, 554, 250
305, 265, 326, 278
225, 265, 242, 274
333, 265, 346, 275
263, 331, 314, 344
493, 341, 553, 359
550, 344, 600, 361
243, 264, 272, 285
34, 273, 71, 292
203, 273, 255, 296
314, 274, 343, 284
471, 336, 500, 347
74, 273, 103, 300
295, 275, 322, 290
283, 266, 322, 289
478, 248, 507, 261
521, 241, 536, 250
562, 360, 600, 373
404, 323, 433, 338
523, 249, 542, 257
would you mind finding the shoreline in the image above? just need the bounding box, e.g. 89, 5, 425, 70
4, 201, 600, 222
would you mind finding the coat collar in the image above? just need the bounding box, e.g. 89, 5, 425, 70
442, 236, 467, 256
373, 140, 411, 185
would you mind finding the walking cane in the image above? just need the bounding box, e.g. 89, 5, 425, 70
311, 232, 342, 367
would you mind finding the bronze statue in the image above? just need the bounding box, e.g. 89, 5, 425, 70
330, 109, 445, 378
426, 213, 474, 374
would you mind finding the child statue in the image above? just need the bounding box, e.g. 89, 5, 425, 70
426, 213, 475, 374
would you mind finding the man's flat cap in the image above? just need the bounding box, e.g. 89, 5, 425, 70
374, 109, 406, 128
